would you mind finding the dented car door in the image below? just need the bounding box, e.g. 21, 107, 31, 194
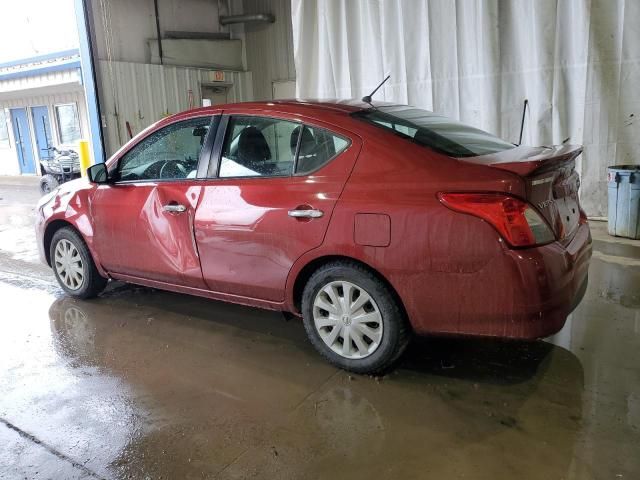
92, 182, 206, 288
91, 115, 216, 288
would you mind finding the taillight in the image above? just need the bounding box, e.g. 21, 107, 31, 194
437, 193, 556, 248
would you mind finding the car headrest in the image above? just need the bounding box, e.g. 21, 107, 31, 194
238, 126, 271, 164
290, 126, 317, 156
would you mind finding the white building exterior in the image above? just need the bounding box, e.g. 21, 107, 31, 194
0, 50, 90, 175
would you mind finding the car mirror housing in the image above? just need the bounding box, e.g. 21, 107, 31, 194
87, 163, 109, 184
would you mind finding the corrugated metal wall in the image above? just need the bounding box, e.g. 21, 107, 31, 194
97, 60, 253, 155
243, 0, 296, 100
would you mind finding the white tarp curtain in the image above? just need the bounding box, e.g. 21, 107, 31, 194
291, 0, 640, 216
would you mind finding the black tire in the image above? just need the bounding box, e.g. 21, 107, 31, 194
40, 174, 59, 194
50, 227, 108, 299
301, 261, 410, 374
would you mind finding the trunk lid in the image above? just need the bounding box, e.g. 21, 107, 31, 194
461, 144, 584, 243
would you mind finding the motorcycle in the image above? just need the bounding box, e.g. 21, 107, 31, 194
39, 146, 81, 194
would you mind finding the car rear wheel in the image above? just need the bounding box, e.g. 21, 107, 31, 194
50, 227, 108, 299
301, 261, 410, 374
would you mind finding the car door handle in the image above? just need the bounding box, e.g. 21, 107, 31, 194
163, 203, 186, 213
288, 209, 324, 218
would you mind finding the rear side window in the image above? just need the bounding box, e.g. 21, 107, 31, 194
353, 105, 514, 157
217, 115, 350, 178
294, 125, 349, 175
219, 116, 299, 178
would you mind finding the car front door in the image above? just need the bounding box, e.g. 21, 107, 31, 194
91, 115, 216, 288
194, 113, 360, 302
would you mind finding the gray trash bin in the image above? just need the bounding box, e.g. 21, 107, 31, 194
608, 165, 640, 239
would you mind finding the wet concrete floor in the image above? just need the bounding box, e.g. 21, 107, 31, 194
0, 178, 639, 479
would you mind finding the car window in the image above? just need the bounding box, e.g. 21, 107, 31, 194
118, 116, 212, 182
353, 106, 515, 157
294, 125, 349, 175
219, 116, 300, 178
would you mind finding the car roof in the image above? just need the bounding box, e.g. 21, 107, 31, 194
175, 99, 400, 118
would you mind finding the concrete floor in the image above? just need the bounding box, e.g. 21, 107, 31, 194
0, 176, 639, 480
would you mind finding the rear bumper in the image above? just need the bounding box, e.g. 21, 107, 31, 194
505, 222, 592, 339
570, 272, 589, 314
523, 221, 592, 338
406, 222, 592, 339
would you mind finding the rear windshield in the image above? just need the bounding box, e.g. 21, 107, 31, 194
353, 105, 515, 157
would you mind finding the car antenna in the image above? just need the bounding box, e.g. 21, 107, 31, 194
362, 75, 391, 106
517, 98, 529, 145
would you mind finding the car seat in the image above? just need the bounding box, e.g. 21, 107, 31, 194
237, 126, 272, 174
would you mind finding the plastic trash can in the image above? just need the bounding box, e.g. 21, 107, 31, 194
608, 165, 640, 239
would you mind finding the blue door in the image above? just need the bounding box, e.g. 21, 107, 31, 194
31, 106, 53, 160
10, 108, 36, 174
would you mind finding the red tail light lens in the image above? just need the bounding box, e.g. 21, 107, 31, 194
437, 193, 556, 248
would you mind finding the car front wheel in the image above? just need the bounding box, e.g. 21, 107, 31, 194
301, 261, 410, 374
50, 227, 108, 299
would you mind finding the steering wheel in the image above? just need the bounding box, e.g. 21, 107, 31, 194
159, 159, 189, 179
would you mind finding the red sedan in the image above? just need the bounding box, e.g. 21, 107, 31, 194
35, 100, 591, 373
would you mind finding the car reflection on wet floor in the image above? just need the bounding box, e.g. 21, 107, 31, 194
1, 249, 639, 480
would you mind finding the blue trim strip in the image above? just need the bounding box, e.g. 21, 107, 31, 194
75, 0, 104, 164
0, 49, 80, 69
0, 59, 81, 81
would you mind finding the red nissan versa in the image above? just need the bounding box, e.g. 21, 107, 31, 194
35, 101, 591, 373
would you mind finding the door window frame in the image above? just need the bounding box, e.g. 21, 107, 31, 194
204, 113, 352, 180
110, 114, 220, 185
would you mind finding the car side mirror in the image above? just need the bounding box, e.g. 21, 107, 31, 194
87, 163, 109, 184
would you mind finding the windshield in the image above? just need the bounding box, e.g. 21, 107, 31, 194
353, 105, 515, 157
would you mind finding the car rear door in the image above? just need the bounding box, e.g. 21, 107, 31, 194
194, 112, 361, 302
91, 115, 217, 288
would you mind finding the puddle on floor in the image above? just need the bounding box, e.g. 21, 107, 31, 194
0, 267, 638, 479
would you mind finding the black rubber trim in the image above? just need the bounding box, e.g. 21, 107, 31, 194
196, 115, 221, 179
206, 114, 229, 178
